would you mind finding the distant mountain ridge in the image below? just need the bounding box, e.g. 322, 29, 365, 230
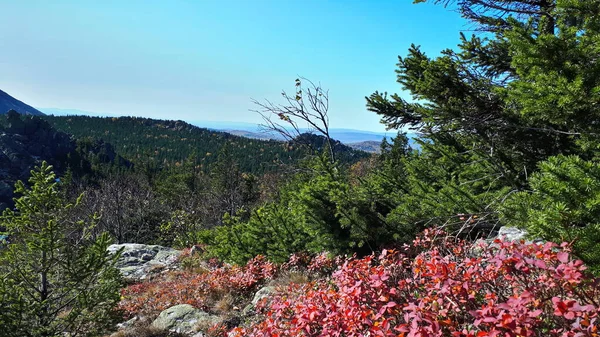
39, 108, 404, 146
0, 90, 44, 116
188, 120, 398, 144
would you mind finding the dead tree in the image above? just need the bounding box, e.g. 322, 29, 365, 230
251, 78, 336, 164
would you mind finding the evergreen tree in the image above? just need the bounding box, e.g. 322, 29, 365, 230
0, 162, 122, 337
502, 155, 600, 273
368, 0, 600, 188
200, 153, 394, 263
365, 0, 600, 239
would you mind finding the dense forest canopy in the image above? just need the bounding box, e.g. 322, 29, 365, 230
42, 115, 369, 174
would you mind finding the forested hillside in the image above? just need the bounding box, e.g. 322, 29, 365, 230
42, 115, 368, 174
0, 110, 128, 209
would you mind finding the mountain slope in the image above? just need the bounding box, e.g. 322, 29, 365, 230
42, 115, 369, 174
0, 111, 127, 210
0, 90, 44, 115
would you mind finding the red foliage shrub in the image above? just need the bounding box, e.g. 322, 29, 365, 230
119, 255, 277, 317
282, 251, 340, 275
230, 230, 600, 337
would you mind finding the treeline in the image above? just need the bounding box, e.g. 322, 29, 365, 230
62, 146, 273, 245
42, 115, 368, 174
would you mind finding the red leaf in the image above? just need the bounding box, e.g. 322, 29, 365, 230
557, 251, 569, 263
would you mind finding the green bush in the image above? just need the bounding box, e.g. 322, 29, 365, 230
198, 155, 377, 264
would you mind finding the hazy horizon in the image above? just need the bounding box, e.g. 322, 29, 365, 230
38, 107, 406, 138
0, 0, 467, 133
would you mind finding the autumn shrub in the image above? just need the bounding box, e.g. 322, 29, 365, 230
119, 255, 278, 318
283, 251, 341, 276
266, 251, 339, 288
176, 246, 214, 273
230, 229, 600, 337
119, 229, 600, 336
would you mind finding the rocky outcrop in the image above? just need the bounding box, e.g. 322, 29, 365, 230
0, 110, 129, 211
151, 304, 221, 335
108, 243, 181, 282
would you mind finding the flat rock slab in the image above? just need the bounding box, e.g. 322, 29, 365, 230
152, 304, 221, 335
108, 243, 181, 282
497, 226, 528, 242
493, 226, 543, 244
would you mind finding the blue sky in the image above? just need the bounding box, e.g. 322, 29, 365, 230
0, 0, 467, 132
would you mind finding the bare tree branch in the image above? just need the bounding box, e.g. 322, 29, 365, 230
251, 77, 336, 163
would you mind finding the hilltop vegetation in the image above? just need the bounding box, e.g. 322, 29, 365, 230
42, 115, 368, 174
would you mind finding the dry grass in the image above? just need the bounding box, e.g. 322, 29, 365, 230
269, 270, 310, 287
212, 292, 236, 314
179, 254, 210, 274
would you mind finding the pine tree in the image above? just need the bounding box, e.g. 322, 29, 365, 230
0, 162, 122, 337
364, 0, 600, 241
368, 0, 600, 189
502, 155, 600, 273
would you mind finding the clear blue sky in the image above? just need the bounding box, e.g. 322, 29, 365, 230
0, 0, 466, 132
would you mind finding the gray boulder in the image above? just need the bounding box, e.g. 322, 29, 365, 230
497, 226, 528, 241
496, 226, 543, 244
116, 316, 139, 330
472, 226, 544, 256
108, 243, 181, 282
152, 304, 220, 335
243, 286, 277, 316
252, 286, 276, 307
